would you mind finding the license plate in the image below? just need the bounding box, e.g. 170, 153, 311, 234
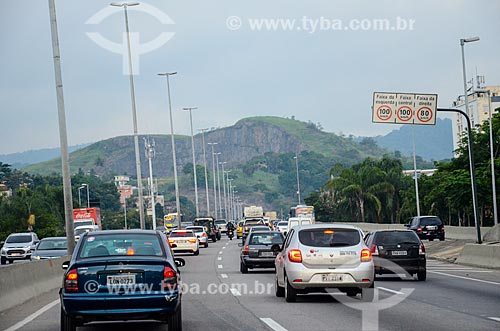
391, 251, 408, 256
260, 251, 274, 257
177, 240, 186, 243
322, 274, 343, 282
107, 274, 136, 286
11, 253, 22, 256
427, 226, 437, 230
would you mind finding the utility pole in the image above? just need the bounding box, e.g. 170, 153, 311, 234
48, 0, 75, 254
208, 143, 218, 218
145, 137, 156, 229
199, 129, 210, 215
183, 107, 199, 217
215, 152, 222, 218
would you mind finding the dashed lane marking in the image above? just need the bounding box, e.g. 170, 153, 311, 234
429, 271, 500, 285
230, 288, 241, 296
221, 274, 228, 279
260, 318, 288, 331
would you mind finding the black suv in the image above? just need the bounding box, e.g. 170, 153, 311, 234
193, 217, 217, 242
406, 216, 445, 241
364, 230, 426, 281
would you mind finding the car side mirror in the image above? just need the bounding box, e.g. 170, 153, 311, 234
174, 258, 185, 268
62, 261, 70, 270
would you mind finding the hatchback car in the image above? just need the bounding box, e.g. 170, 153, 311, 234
59, 230, 185, 331
31, 237, 68, 260
240, 231, 284, 273
236, 221, 244, 239
168, 230, 200, 255
185, 226, 209, 248
364, 230, 426, 281
275, 221, 288, 234
275, 224, 374, 302
214, 219, 228, 233
406, 216, 445, 241
1, 232, 39, 264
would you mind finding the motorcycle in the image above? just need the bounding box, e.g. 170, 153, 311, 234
227, 229, 234, 240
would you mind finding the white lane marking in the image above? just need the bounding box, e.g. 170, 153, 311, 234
488, 317, 500, 322
218, 264, 223, 269
222, 246, 226, 249
230, 288, 241, 296
218, 257, 222, 261
219, 251, 223, 255
377, 287, 404, 295
430, 269, 492, 273
4, 299, 59, 331
430, 271, 500, 285
260, 318, 288, 331
221, 274, 228, 279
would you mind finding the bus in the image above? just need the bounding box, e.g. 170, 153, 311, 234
289, 205, 315, 223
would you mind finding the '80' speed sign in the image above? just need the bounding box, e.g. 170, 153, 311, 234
372, 92, 437, 125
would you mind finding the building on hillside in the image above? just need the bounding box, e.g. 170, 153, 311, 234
0, 184, 12, 198
402, 169, 437, 178
451, 84, 500, 151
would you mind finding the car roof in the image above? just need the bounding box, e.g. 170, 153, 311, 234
370, 229, 415, 233
40, 237, 67, 240
291, 224, 360, 231
8, 232, 35, 236
85, 230, 160, 235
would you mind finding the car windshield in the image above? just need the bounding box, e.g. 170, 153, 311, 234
277, 222, 288, 226
299, 228, 360, 247
170, 231, 195, 237
251, 226, 270, 231
186, 227, 204, 233
374, 231, 419, 245
79, 234, 163, 258
420, 217, 442, 226
6, 235, 32, 243
249, 233, 284, 245
74, 228, 92, 236
37, 239, 67, 250
74, 220, 94, 227
214, 220, 226, 225
245, 220, 263, 226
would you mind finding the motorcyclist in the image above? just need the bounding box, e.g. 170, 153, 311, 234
227, 221, 235, 239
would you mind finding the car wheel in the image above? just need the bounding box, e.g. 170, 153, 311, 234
204, 243, 209, 248
417, 270, 427, 281
284, 274, 296, 302
345, 288, 358, 297
167, 302, 182, 331
240, 262, 248, 274
8, 259, 13, 264
439, 235, 445, 241
1, 257, 6, 265
429, 238, 434, 241
275, 274, 284, 297
193, 249, 199, 256
60, 307, 76, 331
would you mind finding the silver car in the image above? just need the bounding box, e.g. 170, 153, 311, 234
186, 226, 209, 248
275, 224, 374, 302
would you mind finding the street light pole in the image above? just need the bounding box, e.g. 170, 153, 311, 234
158, 72, 181, 220
145, 137, 156, 229
208, 143, 218, 218
460, 36, 480, 229
215, 152, 222, 218
220, 163, 227, 219
487, 90, 498, 225
294, 153, 301, 204
111, 1, 145, 229
78, 186, 84, 208
85, 184, 90, 208
199, 129, 210, 215
183, 107, 199, 217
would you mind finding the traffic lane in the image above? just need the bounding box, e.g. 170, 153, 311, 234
0, 260, 31, 268
1, 237, 268, 331
220, 240, 500, 331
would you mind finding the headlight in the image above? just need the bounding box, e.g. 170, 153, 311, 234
32, 256, 41, 260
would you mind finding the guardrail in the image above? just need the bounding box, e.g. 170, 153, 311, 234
0, 256, 68, 312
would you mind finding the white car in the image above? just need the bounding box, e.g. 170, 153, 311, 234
214, 219, 228, 233
168, 230, 200, 255
275, 224, 374, 302
185, 226, 209, 248
276, 221, 288, 234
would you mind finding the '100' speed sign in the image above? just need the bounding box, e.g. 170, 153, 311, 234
372, 92, 437, 125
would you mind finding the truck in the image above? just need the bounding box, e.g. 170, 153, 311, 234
243, 206, 264, 219
73, 208, 102, 231
289, 205, 315, 223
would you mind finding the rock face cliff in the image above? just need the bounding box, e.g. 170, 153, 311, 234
23, 116, 385, 177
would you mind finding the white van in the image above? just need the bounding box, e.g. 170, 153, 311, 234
286, 217, 312, 236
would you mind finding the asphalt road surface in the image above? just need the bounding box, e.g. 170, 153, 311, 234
1, 236, 499, 331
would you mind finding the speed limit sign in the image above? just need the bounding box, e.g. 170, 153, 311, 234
372, 92, 437, 125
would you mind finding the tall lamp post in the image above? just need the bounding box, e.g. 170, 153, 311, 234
460, 36, 480, 228
199, 129, 210, 215
158, 72, 181, 220
294, 153, 301, 204
111, 1, 145, 229
215, 152, 222, 218
183, 107, 199, 217
78, 185, 85, 208
220, 163, 227, 219
208, 143, 218, 218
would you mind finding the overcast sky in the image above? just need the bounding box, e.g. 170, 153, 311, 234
1, 0, 499, 154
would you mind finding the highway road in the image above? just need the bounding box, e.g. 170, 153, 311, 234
1, 236, 499, 331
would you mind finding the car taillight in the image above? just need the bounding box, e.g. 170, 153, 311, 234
360, 249, 372, 262
417, 227, 423, 232
162, 266, 178, 290
168, 239, 175, 244
188, 239, 197, 243
127, 247, 135, 255
64, 269, 78, 292
288, 249, 302, 263
370, 244, 379, 256
242, 245, 249, 255
202, 233, 207, 237
419, 243, 426, 255
438, 225, 444, 231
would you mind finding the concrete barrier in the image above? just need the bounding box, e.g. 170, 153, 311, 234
455, 244, 500, 268
0, 256, 69, 312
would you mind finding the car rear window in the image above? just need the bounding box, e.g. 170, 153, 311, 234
37, 239, 67, 250
215, 220, 226, 224
277, 222, 288, 226
6, 235, 32, 243
170, 231, 195, 237
373, 231, 419, 245
186, 227, 204, 232
79, 234, 163, 258
299, 228, 360, 247
420, 217, 442, 226
245, 220, 264, 226
249, 233, 284, 245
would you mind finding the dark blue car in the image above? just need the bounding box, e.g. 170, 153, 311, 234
60, 230, 185, 331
